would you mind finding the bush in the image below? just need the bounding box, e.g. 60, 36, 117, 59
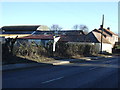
12, 41, 98, 61
13, 41, 48, 60
54, 42, 97, 58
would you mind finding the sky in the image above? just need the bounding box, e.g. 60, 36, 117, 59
0, 1, 119, 34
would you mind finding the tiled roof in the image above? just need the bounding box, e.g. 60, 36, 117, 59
86, 31, 111, 44
104, 28, 118, 36
93, 29, 111, 37
98, 28, 118, 36
92, 31, 111, 44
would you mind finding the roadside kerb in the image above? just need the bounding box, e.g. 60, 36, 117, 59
2, 56, 112, 71
69, 56, 107, 63
52, 61, 70, 65
104, 56, 113, 58
52, 56, 106, 64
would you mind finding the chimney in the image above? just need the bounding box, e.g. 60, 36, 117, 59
100, 25, 103, 29
107, 27, 110, 30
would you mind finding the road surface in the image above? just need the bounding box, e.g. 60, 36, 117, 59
2, 56, 120, 88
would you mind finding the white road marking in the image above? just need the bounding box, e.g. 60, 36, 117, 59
102, 61, 111, 63
102, 61, 107, 63
89, 67, 97, 70
41, 77, 64, 84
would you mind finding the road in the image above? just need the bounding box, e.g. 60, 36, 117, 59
2, 56, 120, 88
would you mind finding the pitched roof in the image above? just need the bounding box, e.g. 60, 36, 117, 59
19, 34, 54, 40
19, 34, 86, 42
93, 29, 111, 37
85, 32, 100, 43
1, 25, 41, 31
92, 31, 111, 44
59, 35, 86, 42
85, 30, 112, 44
34, 30, 85, 35
2, 31, 34, 34
98, 28, 118, 36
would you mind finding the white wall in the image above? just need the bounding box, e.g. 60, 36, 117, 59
95, 43, 113, 53
67, 42, 113, 53
106, 34, 118, 48
102, 43, 113, 53
90, 43, 112, 53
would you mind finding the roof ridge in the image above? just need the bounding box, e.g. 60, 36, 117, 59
98, 28, 118, 36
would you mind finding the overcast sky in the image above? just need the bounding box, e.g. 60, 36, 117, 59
1, 1, 118, 34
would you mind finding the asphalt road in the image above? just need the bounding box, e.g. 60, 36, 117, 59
2, 56, 120, 88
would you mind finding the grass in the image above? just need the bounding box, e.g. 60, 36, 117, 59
17, 55, 55, 63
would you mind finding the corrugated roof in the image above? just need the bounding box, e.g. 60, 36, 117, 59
2, 25, 41, 31
2, 31, 33, 34
19, 34, 54, 39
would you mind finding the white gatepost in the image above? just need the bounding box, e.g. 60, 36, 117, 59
53, 36, 60, 52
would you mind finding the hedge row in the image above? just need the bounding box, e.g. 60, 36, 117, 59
13, 41, 97, 57
2, 41, 98, 64
55, 42, 97, 57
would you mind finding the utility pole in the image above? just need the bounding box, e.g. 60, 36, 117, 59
100, 14, 104, 53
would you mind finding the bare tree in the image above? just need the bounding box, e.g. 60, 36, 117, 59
73, 24, 79, 30
50, 24, 62, 31
73, 24, 89, 34
80, 24, 89, 34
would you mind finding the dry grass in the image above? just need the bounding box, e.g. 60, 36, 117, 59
16, 55, 55, 63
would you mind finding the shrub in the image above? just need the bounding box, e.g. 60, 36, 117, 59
12, 41, 98, 61
13, 41, 48, 59
55, 42, 97, 58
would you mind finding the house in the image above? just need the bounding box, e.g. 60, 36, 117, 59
86, 26, 118, 53
93, 27, 118, 47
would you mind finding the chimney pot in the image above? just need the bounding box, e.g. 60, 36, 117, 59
107, 27, 110, 30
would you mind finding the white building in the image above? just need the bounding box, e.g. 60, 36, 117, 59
86, 27, 118, 53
